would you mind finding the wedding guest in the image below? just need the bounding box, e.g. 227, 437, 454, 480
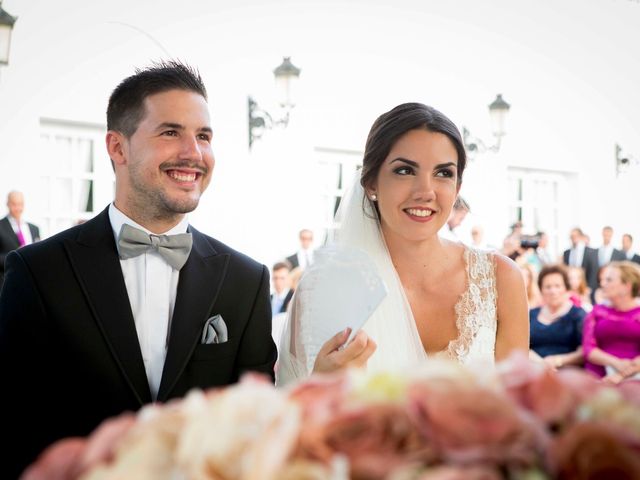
592, 265, 609, 306
563, 227, 599, 298
0, 61, 276, 477
596, 226, 625, 267
439, 195, 469, 242
470, 224, 489, 250
286, 229, 315, 270
621, 233, 640, 264
529, 265, 586, 369
289, 266, 303, 291
271, 261, 294, 315
271, 261, 294, 353
583, 261, 640, 383
520, 263, 542, 308
534, 231, 554, 266
0, 190, 41, 290
277, 102, 528, 384
567, 266, 593, 311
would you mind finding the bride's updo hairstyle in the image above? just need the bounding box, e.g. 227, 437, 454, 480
360, 102, 467, 193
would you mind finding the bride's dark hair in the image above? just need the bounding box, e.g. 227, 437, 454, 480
360, 102, 466, 191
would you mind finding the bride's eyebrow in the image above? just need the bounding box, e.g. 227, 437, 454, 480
389, 157, 419, 167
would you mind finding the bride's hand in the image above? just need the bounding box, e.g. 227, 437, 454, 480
312, 328, 377, 374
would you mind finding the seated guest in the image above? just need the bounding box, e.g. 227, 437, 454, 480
520, 263, 542, 309
567, 266, 592, 312
583, 261, 640, 383
529, 265, 586, 369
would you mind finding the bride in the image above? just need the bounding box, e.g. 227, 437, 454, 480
277, 103, 528, 384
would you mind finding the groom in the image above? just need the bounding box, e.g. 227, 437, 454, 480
0, 61, 276, 477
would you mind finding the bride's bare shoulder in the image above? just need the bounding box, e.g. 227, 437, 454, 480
440, 238, 467, 261
484, 251, 526, 294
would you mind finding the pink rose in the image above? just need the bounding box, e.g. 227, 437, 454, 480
412, 465, 504, 480
298, 403, 430, 480
498, 352, 604, 426
548, 422, 640, 479
76, 412, 137, 473
288, 372, 351, 423
21, 412, 136, 480
617, 380, 640, 407
21, 438, 86, 480
407, 379, 547, 467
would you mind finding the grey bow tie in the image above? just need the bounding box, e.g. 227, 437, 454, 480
117, 223, 192, 270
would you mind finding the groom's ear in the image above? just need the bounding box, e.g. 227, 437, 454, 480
106, 130, 128, 167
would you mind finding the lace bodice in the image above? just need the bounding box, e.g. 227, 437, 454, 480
361, 245, 498, 373
445, 247, 498, 364
277, 245, 499, 385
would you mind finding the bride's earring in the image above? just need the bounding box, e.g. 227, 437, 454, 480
370, 193, 377, 201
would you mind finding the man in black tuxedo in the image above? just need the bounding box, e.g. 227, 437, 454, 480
562, 227, 599, 295
0, 61, 276, 477
596, 226, 626, 267
0, 191, 41, 290
622, 233, 640, 264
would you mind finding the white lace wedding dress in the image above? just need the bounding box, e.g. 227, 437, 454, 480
276, 177, 498, 386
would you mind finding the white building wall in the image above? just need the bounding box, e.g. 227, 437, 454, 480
0, 0, 639, 267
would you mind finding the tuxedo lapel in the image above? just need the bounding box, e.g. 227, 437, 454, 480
157, 227, 230, 401
64, 208, 151, 405
0, 217, 20, 249
29, 223, 40, 242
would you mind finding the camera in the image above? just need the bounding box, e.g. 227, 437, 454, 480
520, 234, 540, 250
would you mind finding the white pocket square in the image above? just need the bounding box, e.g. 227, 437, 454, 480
201, 314, 228, 344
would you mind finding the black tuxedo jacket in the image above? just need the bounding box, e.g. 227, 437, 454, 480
0, 216, 40, 287
630, 254, 640, 265
563, 246, 600, 292
286, 252, 299, 269
610, 248, 627, 263
0, 207, 276, 477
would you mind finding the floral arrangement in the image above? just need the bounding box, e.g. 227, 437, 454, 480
24, 354, 640, 480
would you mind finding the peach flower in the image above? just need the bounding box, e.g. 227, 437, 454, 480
548, 422, 640, 479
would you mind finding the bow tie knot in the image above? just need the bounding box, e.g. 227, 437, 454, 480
117, 223, 193, 270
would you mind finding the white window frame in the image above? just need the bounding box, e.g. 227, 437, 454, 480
39, 118, 114, 236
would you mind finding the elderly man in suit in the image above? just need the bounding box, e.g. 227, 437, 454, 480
286, 228, 315, 270
0, 61, 276, 477
0, 191, 41, 290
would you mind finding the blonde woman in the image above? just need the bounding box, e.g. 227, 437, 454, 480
583, 261, 640, 382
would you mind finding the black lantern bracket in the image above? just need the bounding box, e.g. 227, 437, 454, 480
462, 94, 511, 156
247, 57, 301, 150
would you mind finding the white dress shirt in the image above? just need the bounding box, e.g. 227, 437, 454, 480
8, 216, 34, 245
296, 249, 314, 270
109, 204, 189, 400
569, 242, 586, 267
271, 288, 291, 315
598, 244, 614, 266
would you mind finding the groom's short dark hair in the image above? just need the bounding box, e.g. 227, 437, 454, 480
107, 60, 207, 138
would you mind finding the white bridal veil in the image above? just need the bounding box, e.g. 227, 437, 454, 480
276, 175, 428, 385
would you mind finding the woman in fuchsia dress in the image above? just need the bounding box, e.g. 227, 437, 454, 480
583, 261, 640, 382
